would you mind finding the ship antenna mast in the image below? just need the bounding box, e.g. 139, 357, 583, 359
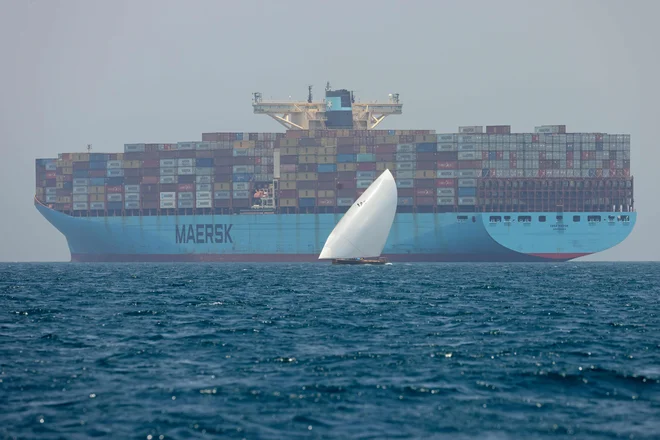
326, 81, 331, 92
307, 85, 313, 103
87, 144, 92, 153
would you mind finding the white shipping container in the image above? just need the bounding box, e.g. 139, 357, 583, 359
178, 192, 194, 200
73, 202, 88, 211
90, 202, 105, 210
458, 197, 476, 205
177, 158, 194, 167
160, 192, 176, 201
107, 193, 123, 202
125, 185, 140, 193
436, 170, 457, 178
160, 159, 176, 167
73, 186, 88, 194
357, 179, 373, 189
397, 179, 414, 188
395, 152, 416, 161
45, 187, 57, 195
437, 197, 456, 206
125, 193, 140, 202
458, 178, 477, 187
160, 200, 176, 209
395, 162, 414, 171
195, 200, 213, 209
124, 143, 145, 152
45, 195, 57, 203
124, 201, 140, 209
159, 176, 177, 184
457, 151, 477, 160
196, 183, 212, 192
396, 144, 414, 153
437, 134, 456, 142
160, 167, 176, 176
178, 167, 195, 175
178, 200, 194, 209
233, 182, 249, 191
214, 191, 231, 199
73, 194, 88, 202
196, 191, 211, 200
196, 175, 213, 184
457, 170, 478, 178
234, 165, 255, 174
437, 188, 455, 196
106, 160, 122, 169
458, 126, 483, 134
177, 142, 195, 150
458, 144, 476, 151
196, 167, 213, 176
107, 169, 124, 177
337, 198, 354, 206
73, 178, 89, 186
396, 170, 414, 179
45, 163, 57, 171
437, 143, 457, 152
232, 190, 249, 199
195, 142, 211, 150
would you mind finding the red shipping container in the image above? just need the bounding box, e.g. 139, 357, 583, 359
458, 160, 481, 169
415, 196, 436, 205
337, 171, 356, 180
482, 151, 488, 160
374, 144, 396, 153
159, 150, 178, 159
337, 145, 356, 154
254, 157, 262, 165
60, 153, 72, 160
624, 169, 630, 177
142, 176, 159, 184
124, 169, 140, 177
509, 160, 517, 169
532, 135, 539, 142
415, 188, 435, 196
337, 180, 356, 189
108, 154, 120, 160
123, 152, 143, 161
357, 163, 376, 171
510, 152, 517, 160
160, 183, 177, 192
437, 161, 457, 170
233, 156, 253, 166
215, 173, 231, 182
46, 171, 56, 179
398, 188, 414, 197
376, 153, 395, 162
496, 151, 504, 160
415, 179, 436, 188
318, 198, 335, 206
61, 175, 73, 182
195, 151, 213, 158
539, 152, 546, 160
143, 160, 159, 168
539, 169, 547, 177
610, 160, 616, 169
436, 179, 455, 188
567, 160, 573, 169
179, 150, 196, 159
107, 186, 123, 193
215, 165, 232, 174
143, 168, 159, 177
416, 161, 436, 171
178, 183, 194, 192
214, 149, 233, 158
280, 189, 296, 198
566, 151, 573, 160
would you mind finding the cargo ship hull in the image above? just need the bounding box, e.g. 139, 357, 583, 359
36, 201, 635, 263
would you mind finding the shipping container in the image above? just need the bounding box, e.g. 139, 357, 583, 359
337, 198, 354, 206
178, 192, 194, 201
214, 191, 231, 199
178, 200, 194, 209
196, 191, 212, 200
458, 197, 477, 205
196, 200, 213, 209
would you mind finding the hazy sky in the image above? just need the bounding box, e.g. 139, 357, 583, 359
1, 0, 658, 262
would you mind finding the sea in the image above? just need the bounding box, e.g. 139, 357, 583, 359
0, 262, 659, 439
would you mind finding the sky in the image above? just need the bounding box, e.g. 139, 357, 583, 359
0, 0, 658, 262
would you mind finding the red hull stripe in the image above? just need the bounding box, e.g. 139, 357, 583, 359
70, 253, 579, 263
527, 253, 590, 260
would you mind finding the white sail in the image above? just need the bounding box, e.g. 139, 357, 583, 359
319, 169, 397, 259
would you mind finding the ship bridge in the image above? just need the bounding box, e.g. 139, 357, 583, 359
252, 84, 402, 130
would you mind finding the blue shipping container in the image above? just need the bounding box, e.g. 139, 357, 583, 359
488, 152, 497, 160
196, 158, 214, 167
73, 170, 89, 178
90, 178, 106, 186
356, 171, 375, 179
107, 202, 123, 210
62, 182, 73, 190
90, 154, 109, 162
233, 173, 253, 182
416, 143, 436, 153
299, 197, 316, 207
482, 169, 490, 177
89, 161, 107, 170
107, 177, 125, 186
317, 164, 337, 173
458, 187, 477, 197
337, 154, 356, 163
356, 153, 376, 162
235, 133, 243, 140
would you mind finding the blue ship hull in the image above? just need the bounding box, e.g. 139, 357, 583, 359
35, 200, 636, 262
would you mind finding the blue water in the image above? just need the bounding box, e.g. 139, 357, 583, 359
1, 263, 659, 439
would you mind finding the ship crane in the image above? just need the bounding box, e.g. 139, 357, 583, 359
252, 84, 403, 130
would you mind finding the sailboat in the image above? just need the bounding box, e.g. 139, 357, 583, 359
319, 169, 398, 265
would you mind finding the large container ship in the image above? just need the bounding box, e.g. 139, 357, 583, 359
34, 85, 636, 262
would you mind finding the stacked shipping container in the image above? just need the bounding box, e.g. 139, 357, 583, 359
35, 126, 633, 216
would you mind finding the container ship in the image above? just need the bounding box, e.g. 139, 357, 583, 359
34, 85, 636, 262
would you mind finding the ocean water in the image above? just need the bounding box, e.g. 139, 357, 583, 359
0, 262, 659, 440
